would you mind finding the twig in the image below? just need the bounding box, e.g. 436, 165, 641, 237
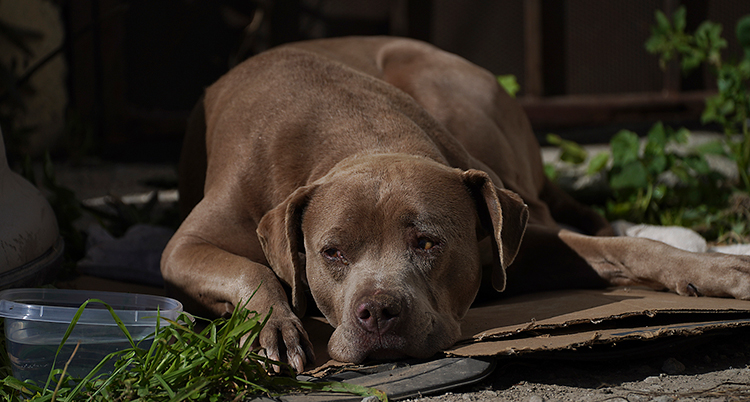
51, 341, 81, 400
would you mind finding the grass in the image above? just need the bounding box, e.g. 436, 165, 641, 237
0, 296, 387, 402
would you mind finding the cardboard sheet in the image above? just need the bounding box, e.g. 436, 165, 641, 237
305, 287, 750, 371
451, 287, 750, 357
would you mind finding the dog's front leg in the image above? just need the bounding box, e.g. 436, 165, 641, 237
507, 224, 750, 300
161, 234, 314, 373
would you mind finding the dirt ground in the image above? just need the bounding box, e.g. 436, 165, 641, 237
404, 330, 750, 402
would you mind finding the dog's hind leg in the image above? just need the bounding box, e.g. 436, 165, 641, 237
504, 224, 750, 300
538, 177, 614, 236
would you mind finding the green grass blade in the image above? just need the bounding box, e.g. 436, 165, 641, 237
43, 299, 93, 392
153, 373, 175, 399
167, 378, 210, 402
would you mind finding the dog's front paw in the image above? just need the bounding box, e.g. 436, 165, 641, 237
258, 308, 315, 373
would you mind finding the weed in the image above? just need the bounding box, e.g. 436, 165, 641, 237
545, 8, 750, 244
548, 123, 733, 229
646, 6, 750, 190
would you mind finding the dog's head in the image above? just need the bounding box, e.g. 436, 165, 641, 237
257, 154, 528, 363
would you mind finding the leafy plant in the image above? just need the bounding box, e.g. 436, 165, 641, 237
544, 7, 750, 244
545, 122, 750, 242
547, 123, 729, 224
0, 297, 387, 401
589, 123, 729, 224
646, 6, 750, 190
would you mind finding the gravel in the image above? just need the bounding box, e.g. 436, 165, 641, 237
404, 330, 750, 402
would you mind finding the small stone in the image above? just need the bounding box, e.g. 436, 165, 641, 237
649, 396, 673, 402
661, 357, 685, 374
528, 396, 544, 402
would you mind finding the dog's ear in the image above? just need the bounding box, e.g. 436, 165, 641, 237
462, 169, 528, 292
256, 185, 316, 317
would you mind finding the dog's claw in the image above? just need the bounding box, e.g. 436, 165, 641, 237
259, 311, 314, 374
289, 349, 306, 374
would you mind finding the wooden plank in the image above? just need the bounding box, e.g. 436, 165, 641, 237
524, 0, 543, 97
519, 91, 711, 129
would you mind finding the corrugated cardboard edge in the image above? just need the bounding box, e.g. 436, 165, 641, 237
448, 287, 750, 357
447, 317, 750, 357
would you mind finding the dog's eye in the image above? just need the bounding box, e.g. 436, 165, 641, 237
416, 237, 436, 251
322, 248, 348, 264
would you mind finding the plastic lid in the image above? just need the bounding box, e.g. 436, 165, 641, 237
0, 288, 183, 326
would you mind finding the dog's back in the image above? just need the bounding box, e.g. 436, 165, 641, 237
182, 36, 565, 227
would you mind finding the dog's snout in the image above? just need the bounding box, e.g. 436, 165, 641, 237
356, 294, 403, 334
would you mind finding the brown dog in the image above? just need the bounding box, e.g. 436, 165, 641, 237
161, 36, 750, 372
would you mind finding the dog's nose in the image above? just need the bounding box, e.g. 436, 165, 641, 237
356, 294, 402, 335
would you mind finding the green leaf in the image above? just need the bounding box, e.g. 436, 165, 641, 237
701, 95, 723, 124
694, 139, 727, 156
671, 164, 691, 183
682, 51, 705, 72
587, 152, 610, 175
546, 133, 563, 145
560, 143, 587, 165
684, 154, 712, 175
547, 133, 588, 165
655, 9, 671, 33
674, 127, 691, 144
653, 183, 668, 201
646, 121, 667, 147
645, 154, 667, 176
544, 163, 558, 181
720, 98, 736, 115
644, 124, 668, 176
610, 162, 648, 190
672, 6, 687, 33
644, 34, 664, 55
738, 15, 750, 60
607, 199, 636, 218
610, 130, 641, 167
497, 75, 520, 97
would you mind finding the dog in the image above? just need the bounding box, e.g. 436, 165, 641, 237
161, 36, 750, 373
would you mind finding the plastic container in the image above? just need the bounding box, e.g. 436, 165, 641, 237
0, 288, 183, 385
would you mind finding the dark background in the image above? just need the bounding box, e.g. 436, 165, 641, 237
13, 0, 750, 163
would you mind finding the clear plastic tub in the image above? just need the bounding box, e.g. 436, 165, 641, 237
0, 288, 183, 385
